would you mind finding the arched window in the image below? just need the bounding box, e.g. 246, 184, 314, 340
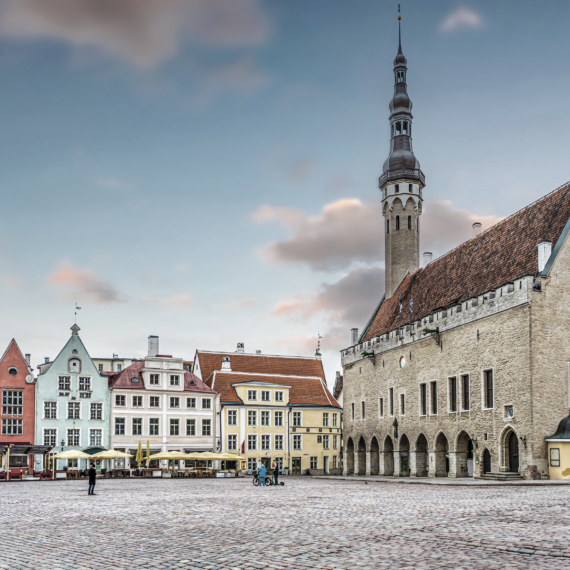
386, 219, 390, 234
408, 215, 412, 230
396, 216, 400, 231
396, 122, 402, 135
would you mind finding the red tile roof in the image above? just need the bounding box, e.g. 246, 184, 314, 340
361, 181, 570, 342
108, 361, 215, 393
210, 371, 340, 407
195, 351, 326, 385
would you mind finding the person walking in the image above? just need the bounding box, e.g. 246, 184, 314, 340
273, 462, 280, 486
88, 463, 97, 495
258, 463, 267, 486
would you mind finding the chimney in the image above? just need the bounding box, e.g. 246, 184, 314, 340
123, 359, 132, 368
538, 241, 552, 273
423, 252, 433, 266
222, 356, 231, 370
255, 350, 261, 355
44, 357, 49, 364
351, 328, 358, 345
148, 335, 159, 357
236, 342, 244, 354
25, 354, 31, 367
472, 222, 482, 237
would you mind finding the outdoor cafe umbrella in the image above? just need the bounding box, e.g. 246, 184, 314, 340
52, 450, 92, 460
147, 451, 188, 461
145, 440, 150, 467
136, 441, 143, 467
89, 450, 132, 460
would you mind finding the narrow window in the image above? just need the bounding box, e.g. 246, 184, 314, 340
462, 375, 470, 411
395, 183, 400, 193
389, 388, 394, 415
379, 397, 384, 418
396, 122, 402, 135
386, 219, 390, 234
361, 401, 365, 419
420, 384, 427, 416
396, 216, 400, 230
409, 184, 413, 192
407, 215, 411, 230
430, 381, 438, 415
449, 377, 457, 412
550, 448, 560, 467
185, 419, 195, 436
403, 120, 408, 134
351, 403, 355, 421
484, 370, 494, 408
400, 394, 405, 415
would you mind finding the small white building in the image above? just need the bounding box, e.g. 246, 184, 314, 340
108, 336, 218, 466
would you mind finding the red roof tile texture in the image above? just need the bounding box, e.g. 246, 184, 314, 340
109, 360, 215, 393
211, 372, 340, 407
362, 181, 570, 342
196, 352, 326, 385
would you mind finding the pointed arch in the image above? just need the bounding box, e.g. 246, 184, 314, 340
413, 433, 429, 477
382, 435, 394, 476
369, 436, 380, 475
433, 432, 449, 477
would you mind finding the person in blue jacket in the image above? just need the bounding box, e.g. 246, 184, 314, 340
258, 463, 267, 486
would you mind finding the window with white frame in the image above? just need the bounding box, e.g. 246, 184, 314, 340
90, 402, 102, 420
117, 364, 122, 372
170, 418, 180, 436
44, 428, 57, 446
201, 398, 212, 410
248, 434, 257, 451
67, 428, 80, 446
227, 410, 237, 426
169, 396, 180, 408
310, 457, 318, 469
228, 434, 237, 450
430, 381, 438, 415
274, 410, 283, 426
248, 457, 256, 472
261, 434, 270, 450
261, 390, 270, 402
115, 418, 125, 435
274, 434, 284, 450
2, 390, 23, 416
89, 429, 102, 447
420, 383, 427, 416
202, 419, 211, 436
149, 374, 160, 386
115, 394, 126, 407
323, 435, 330, 449
186, 418, 196, 436
67, 401, 80, 419
1, 418, 22, 435
333, 435, 338, 449
292, 411, 302, 427
293, 434, 302, 450
79, 377, 91, 391
248, 410, 257, 426
150, 418, 160, 436
150, 396, 160, 408
323, 413, 329, 427
132, 418, 142, 436
132, 396, 143, 408
333, 413, 338, 427
98, 364, 103, 372
170, 375, 180, 387
275, 391, 284, 402
58, 376, 71, 391
261, 410, 270, 426
448, 377, 457, 413
247, 390, 257, 401
333, 456, 337, 468
186, 397, 196, 409
44, 401, 57, 419
462, 374, 470, 411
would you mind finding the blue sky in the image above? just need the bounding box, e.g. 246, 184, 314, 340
0, 0, 569, 384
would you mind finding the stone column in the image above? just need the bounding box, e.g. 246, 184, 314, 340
365, 451, 372, 476
428, 451, 437, 477
378, 451, 386, 475
354, 452, 361, 476
393, 450, 402, 477
448, 451, 467, 478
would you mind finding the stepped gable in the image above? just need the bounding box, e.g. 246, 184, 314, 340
210, 372, 340, 407
361, 181, 570, 342
109, 360, 214, 393
196, 351, 326, 385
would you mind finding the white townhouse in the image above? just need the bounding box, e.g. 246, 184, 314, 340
108, 337, 218, 465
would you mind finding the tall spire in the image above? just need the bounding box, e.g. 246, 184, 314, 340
398, 13, 402, 54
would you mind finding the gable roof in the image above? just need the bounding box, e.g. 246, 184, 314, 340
108, 360, 215, 393
210, 371, 340, 407
0, 339, 31, 372
195, 351, 326, 385
361, 180, 570, 342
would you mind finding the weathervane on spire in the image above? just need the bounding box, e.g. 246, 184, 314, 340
74, 302, 81, 324
315, 333, 322, 357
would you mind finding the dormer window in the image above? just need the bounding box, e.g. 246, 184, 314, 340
131, 377, 139, 383
68, 358, 81, 373
8, 367, 17, 375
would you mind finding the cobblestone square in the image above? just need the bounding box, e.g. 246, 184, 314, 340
1, 478, 570, 569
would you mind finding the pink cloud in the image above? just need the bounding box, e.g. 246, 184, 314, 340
440, 7, 483, 32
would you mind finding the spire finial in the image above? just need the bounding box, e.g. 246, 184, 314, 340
398, 5, 402, 54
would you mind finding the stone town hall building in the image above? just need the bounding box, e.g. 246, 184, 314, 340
341, 27, 570, 480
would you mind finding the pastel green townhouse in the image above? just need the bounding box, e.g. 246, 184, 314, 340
35, 324, 110, 470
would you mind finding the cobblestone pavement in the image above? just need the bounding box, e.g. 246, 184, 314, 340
1, 477, 570, 570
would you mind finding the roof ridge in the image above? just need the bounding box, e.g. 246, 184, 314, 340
426, 180, 570, 267
216, 370, 323, 380
196, 350, 322, 361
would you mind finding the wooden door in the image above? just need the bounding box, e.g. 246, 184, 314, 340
508, 433, 519, 472
483, 449, 491, 473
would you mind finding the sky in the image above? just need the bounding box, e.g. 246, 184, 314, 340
0, 0, 569, 386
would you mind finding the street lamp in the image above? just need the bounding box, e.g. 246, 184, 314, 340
61, 439, 65, 451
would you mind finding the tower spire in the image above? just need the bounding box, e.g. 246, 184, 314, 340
379, 14, 426, 299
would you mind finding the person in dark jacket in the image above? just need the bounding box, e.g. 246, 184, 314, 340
88, 464, 97, 495
273, 462, 279, 486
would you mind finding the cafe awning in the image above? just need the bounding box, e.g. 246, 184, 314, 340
82, 447, 107, 455
0, 444, 54, 455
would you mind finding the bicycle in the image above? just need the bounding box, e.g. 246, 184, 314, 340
252, 470, 272, 486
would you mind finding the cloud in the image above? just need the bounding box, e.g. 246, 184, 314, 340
440, 7, 483, 32
214, 298, 256, 311
0, 0, 271, 67
49, 261, 126, 304
255, 198, 503, 272
143, 294, 192, 308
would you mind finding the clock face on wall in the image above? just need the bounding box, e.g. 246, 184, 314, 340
400, 356, 406, 369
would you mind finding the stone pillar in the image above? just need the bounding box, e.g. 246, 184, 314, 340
448, 451, 467, 478
393, 450, 402, 477
365, 451, 372, 476
428, 451, 437, 477
353, 453, 360, 476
